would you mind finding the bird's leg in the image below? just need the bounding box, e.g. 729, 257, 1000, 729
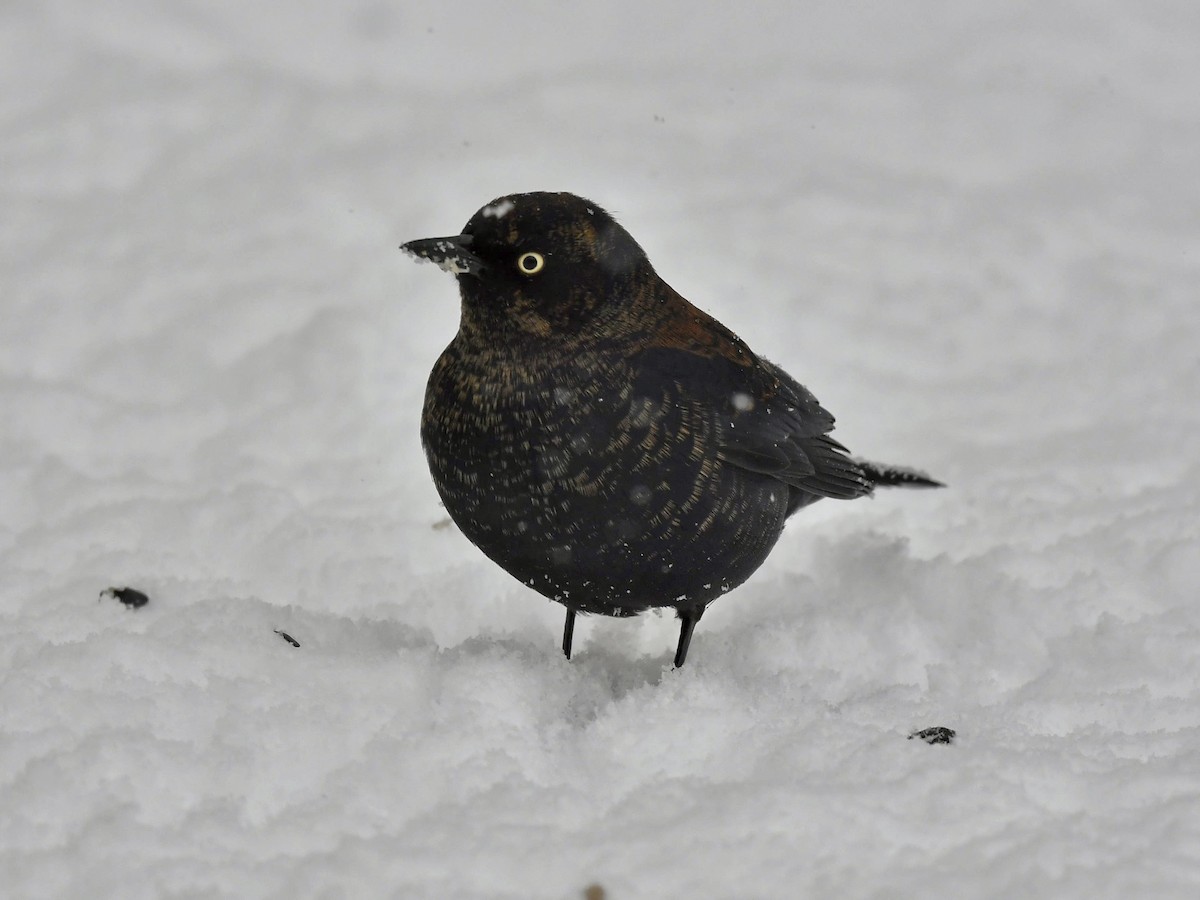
562, 608, 576, 660
674, 606, 706, 668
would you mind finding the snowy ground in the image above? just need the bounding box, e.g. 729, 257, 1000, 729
3, 2, 1200, 898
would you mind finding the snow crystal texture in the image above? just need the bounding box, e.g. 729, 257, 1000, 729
3, 3, 1199, 898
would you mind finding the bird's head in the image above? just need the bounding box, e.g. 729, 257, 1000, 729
403, 192, 653, 342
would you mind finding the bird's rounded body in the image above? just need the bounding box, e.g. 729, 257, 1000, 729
422, 330, 790, 619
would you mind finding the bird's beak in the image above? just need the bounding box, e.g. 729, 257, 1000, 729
400, 234, 485, 278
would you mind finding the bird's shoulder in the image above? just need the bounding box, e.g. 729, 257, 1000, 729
629, 284, 834, 437
627, 286, 869, 499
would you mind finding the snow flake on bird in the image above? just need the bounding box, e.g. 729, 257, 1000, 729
481, 199, 515, 219
731, 392, 755, 412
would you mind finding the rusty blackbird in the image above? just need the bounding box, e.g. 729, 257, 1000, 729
403, 192, 941, 667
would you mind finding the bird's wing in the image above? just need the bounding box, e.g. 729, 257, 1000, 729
631, 347, 872, 500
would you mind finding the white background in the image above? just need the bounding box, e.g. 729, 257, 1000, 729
3, 2, 1198, 897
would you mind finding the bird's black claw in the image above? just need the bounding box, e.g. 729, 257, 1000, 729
562, 608, 576, 660
673, 607, 705, 668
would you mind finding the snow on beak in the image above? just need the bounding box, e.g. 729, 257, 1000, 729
401, 234, 485, 277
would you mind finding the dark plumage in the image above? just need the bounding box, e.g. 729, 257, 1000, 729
403, 192, 941, 667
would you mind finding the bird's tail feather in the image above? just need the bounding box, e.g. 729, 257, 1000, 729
855, 459, 944, 489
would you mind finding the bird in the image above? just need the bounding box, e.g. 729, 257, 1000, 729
402, 192, 941, 668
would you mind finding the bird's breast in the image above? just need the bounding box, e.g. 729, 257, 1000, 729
420, 341, 789, 611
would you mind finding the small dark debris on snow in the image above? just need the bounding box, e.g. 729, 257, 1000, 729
582, 885, 606, 900
431, 517, 453, 531
274, 630, 301, 648
100, 586, 150, 609
909, 726, 956, 745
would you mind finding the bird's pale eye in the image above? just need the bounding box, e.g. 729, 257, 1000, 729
516, 251, 545, 275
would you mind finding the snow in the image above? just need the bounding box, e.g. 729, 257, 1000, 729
731, 392, 755, 412
482, 199, 516, 220
3, 2, 1200, 898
